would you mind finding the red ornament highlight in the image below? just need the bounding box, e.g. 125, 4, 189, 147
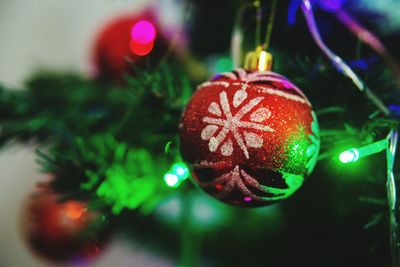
179, 69, 320, 207
21, 185, 109, 264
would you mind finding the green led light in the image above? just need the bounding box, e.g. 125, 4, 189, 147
164, 162, 189, 188
339, 138, 388, 164
164, 173, 179, 187
339, 149, 359, 163
172, 162, 189, 179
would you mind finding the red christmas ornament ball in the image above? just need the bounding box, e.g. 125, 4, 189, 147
92, 11, 170, 81
179, 69, 320, 207
21, 185, 109, 264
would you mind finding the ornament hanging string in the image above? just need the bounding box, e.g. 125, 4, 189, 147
302, 1, 399, 265
262, 0, 278, 50
253, 0, 278, 50
231, 0, 278, 69
254, 0, 262, 49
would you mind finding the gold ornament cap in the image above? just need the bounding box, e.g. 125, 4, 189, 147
244, 46, 273, 72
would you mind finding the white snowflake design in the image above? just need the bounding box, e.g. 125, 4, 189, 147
193, 69, 314, 202
201, 87, 274, 159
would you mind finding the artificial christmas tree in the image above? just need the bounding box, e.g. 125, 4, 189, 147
0, 0, 400, 266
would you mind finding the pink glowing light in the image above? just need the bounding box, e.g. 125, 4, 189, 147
131, 20, 156, 44
244, 197, 252, 202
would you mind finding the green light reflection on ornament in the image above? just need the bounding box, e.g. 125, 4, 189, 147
257, 172, 304, 201
284, 128, 310, 174
306, 112, 320, 174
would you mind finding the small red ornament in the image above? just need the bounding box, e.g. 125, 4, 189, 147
21, 185, 109, 264
91, 11, 171, 82
179, 69, 320, 207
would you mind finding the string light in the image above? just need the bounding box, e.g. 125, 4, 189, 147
131, 20, 156, 44
164, 162, 189, 188
339, 149, 359, 163
130, 20, 157, 56
339, 139, 388, 164
301, 0, 389, 115
164, 173, 179, 187
129, 40, 154, 56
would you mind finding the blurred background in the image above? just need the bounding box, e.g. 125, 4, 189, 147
1, 0, 400, 266
0, 1, 175, 266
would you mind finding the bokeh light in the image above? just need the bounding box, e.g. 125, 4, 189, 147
317, 0, 346, 11
129, 40, 154, 56
172, 162, 189, 179
164, 173, 179, 187
129, 20, 156, 56
64, 201, 86, 220
131, 20, 156, 44
163, 162, 189, 188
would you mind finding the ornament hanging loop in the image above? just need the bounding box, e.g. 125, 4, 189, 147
231, 0, 277, 71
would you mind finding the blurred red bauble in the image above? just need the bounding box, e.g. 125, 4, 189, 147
179, 69, 320, 207
92, 10, 180, 82
21, 185, 109, 264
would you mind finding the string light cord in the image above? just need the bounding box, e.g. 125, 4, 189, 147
335, 9, 400, 83
301, 1, 398, 264
301, 0, 389, 116
387, 129, 399, 266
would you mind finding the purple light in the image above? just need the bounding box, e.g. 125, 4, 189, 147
389, 105, 400, 118
348, 57, 378, 71
131, 20, 156, 44
317, 0, 346, 12
287, 0, 302, 26
244, 197, 252, 202
389, 105, 400, 111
